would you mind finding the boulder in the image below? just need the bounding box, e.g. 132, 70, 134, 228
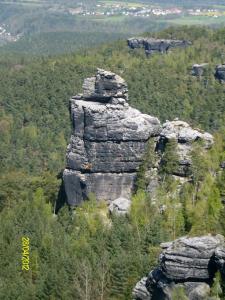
83, 68, 128, 102
191, 63, 209, 77
160, 120, 213, 146
108, 197, 131, 215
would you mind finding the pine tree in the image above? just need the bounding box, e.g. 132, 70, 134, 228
160, 139, 179, 176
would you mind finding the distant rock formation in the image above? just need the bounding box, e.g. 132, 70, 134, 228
63, 69, 213, 208
191, 63, 209, 77
63, 69, 161, 206
133, 235, 225, 300
127, 37, 191, 56
215, 64, 225, 83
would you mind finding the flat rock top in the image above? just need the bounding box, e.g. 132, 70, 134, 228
161, 119, 213, 145
161, 235, 224, 258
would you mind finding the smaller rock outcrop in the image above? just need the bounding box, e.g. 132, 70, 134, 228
127, 38, 191, 56
109, 197, 131, 215
82, 68, 128, 102
157, 120, 213, 177
191, 63, 209, 77
215, 64, 225, 83
133, 235, 225, 300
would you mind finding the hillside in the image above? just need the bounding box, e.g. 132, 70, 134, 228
0, 26, 225, 299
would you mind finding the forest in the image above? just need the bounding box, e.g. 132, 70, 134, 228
0, 26, 225, 299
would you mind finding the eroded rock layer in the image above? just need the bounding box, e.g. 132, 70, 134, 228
63, 69, 214, 207
133, 235, 225, 300
63, 69, 161, 206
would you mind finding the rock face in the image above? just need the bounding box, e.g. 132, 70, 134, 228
215, 64, 225, 83
109, 197, 131, 215
127, 37, 191, 56
133, 235, 225, 300
63, 69, 214, 207
63, 69, 161, 206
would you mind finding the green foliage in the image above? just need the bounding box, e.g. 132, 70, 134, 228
172, 285, 188, 300
211, 272, 223, 299
136, 139, 158, 191
159, 139, 179, 176
0, 25, 225, 299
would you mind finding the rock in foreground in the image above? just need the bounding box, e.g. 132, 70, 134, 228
133, 235, 225, 300
63, 69, 214, 207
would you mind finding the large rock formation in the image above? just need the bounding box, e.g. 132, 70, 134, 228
63, 69, 214, 207
63, 69, 161, 206
133, 235, 225, 300
127, 37, 191, 56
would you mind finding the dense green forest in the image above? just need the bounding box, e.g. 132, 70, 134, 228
0, 26, 225, 299
0, 32, 128, 56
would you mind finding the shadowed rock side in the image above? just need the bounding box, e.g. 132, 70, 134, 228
63, 69, 214, 207
127, 37, 191, 56
63, 69, 161, 206
215, 64, 225, 83
133, 235, 225, 300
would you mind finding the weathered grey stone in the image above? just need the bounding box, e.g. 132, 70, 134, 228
160, 120, 213, 146
133, 235, 225, 300
215, 64, 225, 83
132, 277, 151, 300
83, 68, 128, 101
184, 282, 210, 300
64, 69, 161, 206
191, 64, 209, 77
63, 169, 136, 206
160, 235, 223, 281
109, 197, 131, 215
127, 37, 191, 56
157, 120, 214, 177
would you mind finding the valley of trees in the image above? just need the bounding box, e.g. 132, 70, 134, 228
0, 26, 225, 299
